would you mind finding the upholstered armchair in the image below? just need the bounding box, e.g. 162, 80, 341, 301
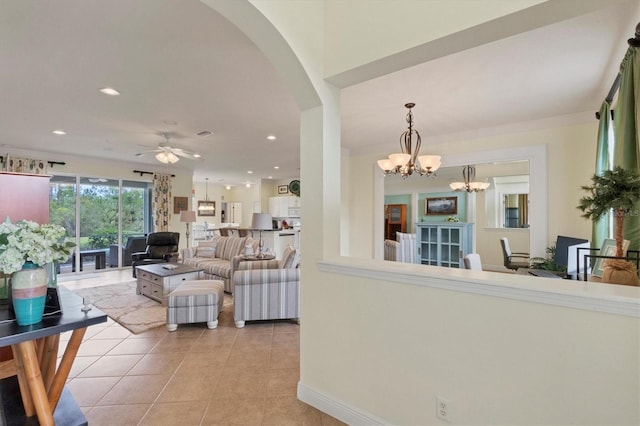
109, 235, 147, 267
384, 232, 416, 263
131, 232, 180, 277
231, 245, 299, 328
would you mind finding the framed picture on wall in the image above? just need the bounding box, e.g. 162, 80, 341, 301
173, 196, 188, 214
278, 185, 289, 194
425, 197, 457, 215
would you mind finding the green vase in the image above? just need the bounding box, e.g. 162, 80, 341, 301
11, 262, 48, 326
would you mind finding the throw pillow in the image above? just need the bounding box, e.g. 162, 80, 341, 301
195, 240, 217, 258
280, 245, 297, 269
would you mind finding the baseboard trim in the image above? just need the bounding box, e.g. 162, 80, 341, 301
297, 381, 387, 425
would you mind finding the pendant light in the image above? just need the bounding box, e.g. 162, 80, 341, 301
449, 165, 490, 192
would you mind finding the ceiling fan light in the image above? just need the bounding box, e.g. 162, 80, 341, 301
155, 151, 179, 164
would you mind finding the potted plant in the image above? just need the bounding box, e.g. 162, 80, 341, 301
577, 166, 640, 285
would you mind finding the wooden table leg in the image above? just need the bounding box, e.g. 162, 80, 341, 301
48, 327, 86, 411
14, 341, 54, 426
11, 344, 35, 417
40, 334, 60, 393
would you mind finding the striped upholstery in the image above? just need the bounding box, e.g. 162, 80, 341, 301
232, 268, 300, 328
384, 239, 399, 261
396, 232, 416, 263
166, 280, 224, 331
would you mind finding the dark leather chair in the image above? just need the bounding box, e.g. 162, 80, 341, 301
109, 235, 147, 267
131, 232, 180, 277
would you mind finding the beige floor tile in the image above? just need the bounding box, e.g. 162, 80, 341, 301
128, 352, 186, 375
98, 374, 171, 405
273, 321, 300, 333
156, 372, 218, 402
75, 338, 122, 356
107, 336, 162, 355
266, 368, 299, 397
226, 347, 271, 369
237, 321, 275, 334
320, 412, 348, 426
141, 400, 209, 425
270, 347, 300, 370
78, 354, 143, 377
201, 397, 265, 425
67, 355, 100, 378
214, 367, 269, 399
175, 350, 230, 376
66, 376, 121, 406
85, 403, 150, 426
263, 396, 324, 426
234, 332, 273, 350
91, 324, 133, 339
151, 336, 199, 353
272, 332, 300, 348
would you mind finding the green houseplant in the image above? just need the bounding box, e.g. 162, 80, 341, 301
577, 166, 640, 285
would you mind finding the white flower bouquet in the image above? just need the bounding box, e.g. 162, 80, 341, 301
0, 219, 75, 274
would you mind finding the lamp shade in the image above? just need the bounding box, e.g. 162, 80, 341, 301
180, 210, 196, 222
156, 151, 179, 164
251, 213, 272, 230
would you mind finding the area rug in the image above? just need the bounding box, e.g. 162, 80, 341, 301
65, 281, 166, 334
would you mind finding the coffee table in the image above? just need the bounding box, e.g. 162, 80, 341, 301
135, 263, 204, 304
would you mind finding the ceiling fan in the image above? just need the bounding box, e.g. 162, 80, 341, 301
135, 133, 201, 164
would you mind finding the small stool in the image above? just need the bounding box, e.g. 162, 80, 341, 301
166, 280, 224, 331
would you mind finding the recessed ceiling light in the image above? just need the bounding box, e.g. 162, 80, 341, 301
247, 171, 253, 174
268, 176, 273, 179
52, 130, 66, 135
266, 135, 276, 140
273, 166, 280, 169
245, 183, 251, 188
193, 154, 201, 158
99, 87, 120, 96
196, 130, 213, 137
226, 185, 231, 190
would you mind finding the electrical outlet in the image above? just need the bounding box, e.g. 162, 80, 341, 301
436, 396, 451, 422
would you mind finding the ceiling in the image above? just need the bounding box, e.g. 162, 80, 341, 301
0, 1, 637, 186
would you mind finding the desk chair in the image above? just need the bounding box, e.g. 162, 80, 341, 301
500, 237, 530, 270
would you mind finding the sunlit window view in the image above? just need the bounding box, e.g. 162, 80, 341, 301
49, 176, 152, 275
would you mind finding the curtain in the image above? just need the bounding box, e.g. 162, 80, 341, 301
613, 45, 640, 251
153, 174, 172, 232
4, 155, 47, 174
592, 101, 612, 249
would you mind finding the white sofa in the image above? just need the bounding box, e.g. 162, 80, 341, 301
181, 236, 259, 293
384, 232, 416, 263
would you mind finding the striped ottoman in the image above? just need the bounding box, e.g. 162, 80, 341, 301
166, 280, 224, 331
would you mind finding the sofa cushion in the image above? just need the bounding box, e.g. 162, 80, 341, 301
280, 245, 297, 269
195, 239, 218, 258
218, 236, 248, 260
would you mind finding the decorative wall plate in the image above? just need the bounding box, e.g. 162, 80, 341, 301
288, 180, 300, 196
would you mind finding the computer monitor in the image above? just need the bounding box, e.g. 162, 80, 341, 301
554, 235, 589, 276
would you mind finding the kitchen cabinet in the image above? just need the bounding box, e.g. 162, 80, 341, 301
269, 196, 300, 218
416, 222, 473, 268
384, 204, 406, 240
255, 230, 299, 258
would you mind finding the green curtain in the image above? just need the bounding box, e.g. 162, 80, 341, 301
153, 174, 172, 232
592, 101, 611, 249
613, 45, 640, 251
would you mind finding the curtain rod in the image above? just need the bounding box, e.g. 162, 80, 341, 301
596, 22, 640, 119
133, 169, 175, 177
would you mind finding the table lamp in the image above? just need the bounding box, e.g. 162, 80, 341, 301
180, 210, 197, 247
251, 212, 272, 258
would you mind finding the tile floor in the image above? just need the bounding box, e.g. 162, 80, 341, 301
58, 270, 344, 426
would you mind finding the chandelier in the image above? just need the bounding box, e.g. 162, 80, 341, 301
449, 165, 490, 192
377, 103, 441, 179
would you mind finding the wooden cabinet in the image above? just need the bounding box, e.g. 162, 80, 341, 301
384, 204, 406, 240
269, 196, 300, 218
136, 266, 202, 304
416, 222, 473, 268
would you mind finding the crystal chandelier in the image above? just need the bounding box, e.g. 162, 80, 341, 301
449, 165, 490, 192
377, 103, 441, 179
